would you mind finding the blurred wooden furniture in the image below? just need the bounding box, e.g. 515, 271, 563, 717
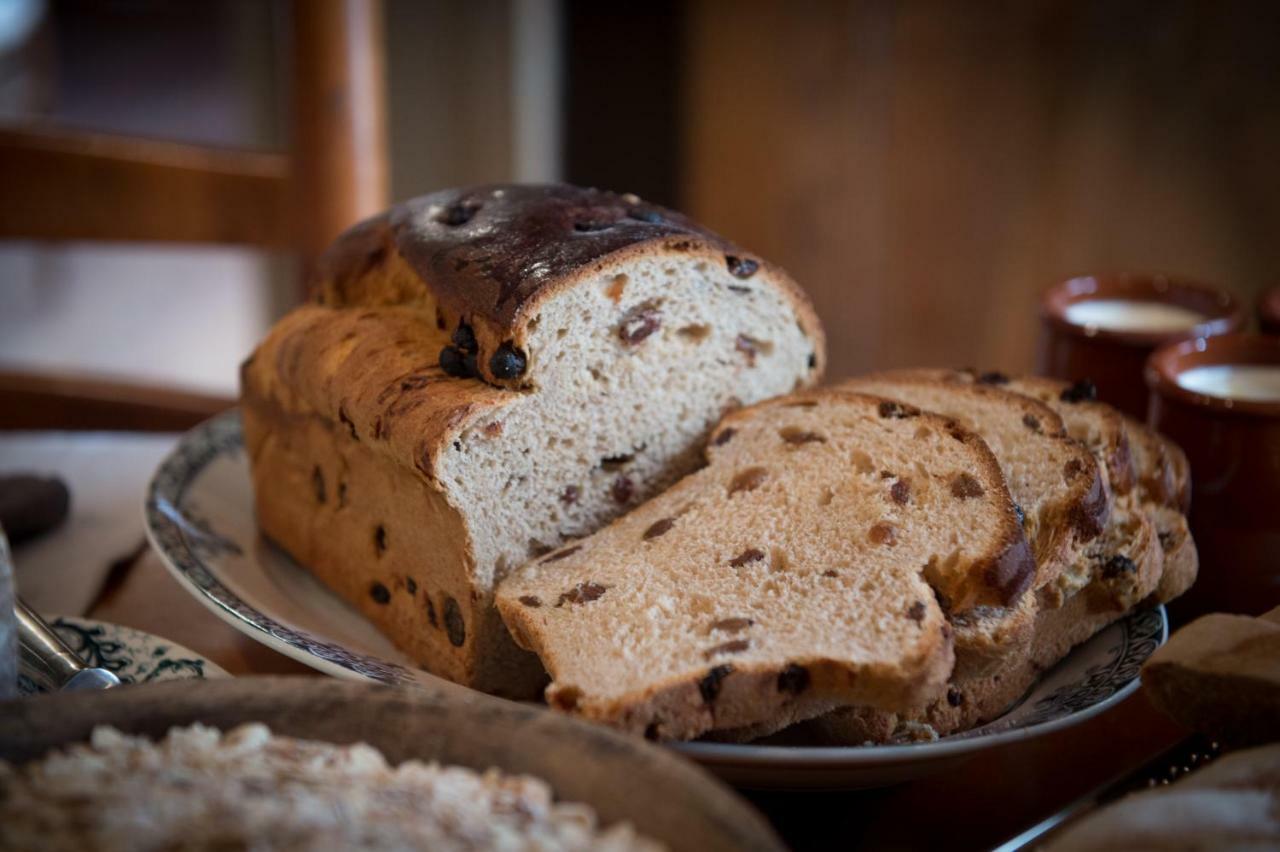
0, 0, 387, 431
681, 0, 1280, 380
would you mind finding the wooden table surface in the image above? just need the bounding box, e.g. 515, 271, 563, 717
89, 546, 1187, 852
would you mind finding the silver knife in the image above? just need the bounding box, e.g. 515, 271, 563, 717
16, 597, 121, 692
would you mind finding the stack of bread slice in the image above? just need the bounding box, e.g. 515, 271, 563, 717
497, 370, 1197, 743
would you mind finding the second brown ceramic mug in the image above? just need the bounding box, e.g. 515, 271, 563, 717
1038, 273, 1245, 419
1146, 333, 1280, 618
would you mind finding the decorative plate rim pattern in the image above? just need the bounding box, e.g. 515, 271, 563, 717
146, 412, 1169, 767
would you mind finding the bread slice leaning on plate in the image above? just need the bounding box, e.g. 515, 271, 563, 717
241, 184, 824, 697
496, 389, 1034, 741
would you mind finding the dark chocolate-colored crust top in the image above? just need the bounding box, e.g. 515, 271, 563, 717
318, 184, 746, 329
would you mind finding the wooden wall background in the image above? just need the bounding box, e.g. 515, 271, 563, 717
681, 0, 1280, 379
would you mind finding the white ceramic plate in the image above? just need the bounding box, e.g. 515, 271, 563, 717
17, 616, 228, 696
146, 413, 1168, 789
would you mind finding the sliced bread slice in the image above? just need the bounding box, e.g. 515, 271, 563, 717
1123, 414, 1192, 512
903, 369, 1195, 609
808, 500, 1164, 743
837, 373, 1109, 596
495, 390, 1034, 741
940, 372, 1137, 497
1146, 504, 1198, 603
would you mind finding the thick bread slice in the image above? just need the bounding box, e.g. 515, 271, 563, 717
1146, 504, 1198, 603
919, 370, 1137, 497
243, 184, 824, 694
1122, 414, 1192, 512
805, 498, 1163, 743
837, 373, 1109, 597
1141, 606, 1280, 747
918, 369, 1197, 607
496, 390, 1035, 741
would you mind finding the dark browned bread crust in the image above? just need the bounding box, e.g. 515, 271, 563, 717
314, 184, 822, 388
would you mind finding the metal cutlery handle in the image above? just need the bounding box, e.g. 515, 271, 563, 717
17, 597, 120, 692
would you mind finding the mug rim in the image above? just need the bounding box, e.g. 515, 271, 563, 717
1145, 333, 1280, 418
1041, 272, 1245, 347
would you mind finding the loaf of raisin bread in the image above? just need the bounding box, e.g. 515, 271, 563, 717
495, 390, 1035, 740
241, 184, 824, 695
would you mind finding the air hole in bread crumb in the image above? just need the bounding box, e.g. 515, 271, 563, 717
678, 323, 712, 341
818, 487, 835, 506
556, 327, 569, 339
852, 450, 874, 474
770, 548, 790, 572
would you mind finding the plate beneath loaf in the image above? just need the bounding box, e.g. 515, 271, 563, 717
146, 412, 1169, 790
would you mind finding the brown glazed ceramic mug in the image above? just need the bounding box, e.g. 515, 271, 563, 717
1038, 273, 1245, 419
1146, 333, 1280, 617
1259, 287, 1280, 336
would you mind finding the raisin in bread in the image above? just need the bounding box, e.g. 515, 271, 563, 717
242, 184, 824, 695
495, 390, 1034, 741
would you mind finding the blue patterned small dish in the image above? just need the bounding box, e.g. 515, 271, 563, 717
17, 617, 228, 696
145, 412, 1168, 789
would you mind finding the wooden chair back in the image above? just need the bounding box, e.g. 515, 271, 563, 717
0, 0, 388, 431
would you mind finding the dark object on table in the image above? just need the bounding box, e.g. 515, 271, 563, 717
1141, 606, 1280, 748
994, 734, 1222, 851
0, 475, 70, 545
1033, 742, 1278, 851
